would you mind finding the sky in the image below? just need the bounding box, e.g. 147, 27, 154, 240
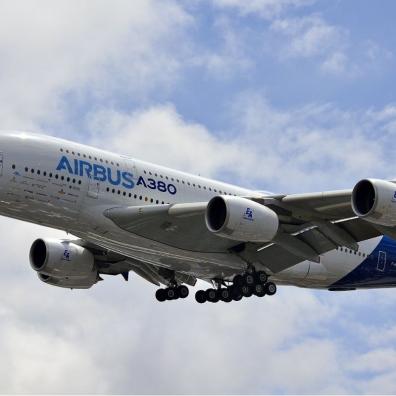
1, 0, 396, 394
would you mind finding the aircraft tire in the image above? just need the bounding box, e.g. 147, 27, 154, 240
166, 287, 177, 300
241, 284, 252, 298
219, 288, 232, 302
265, 282, 277, 296
233, 293, 243, 301
233, 274, 244, 287
256, 271, 268, 284
177, 285, 189, 299
195, 290, 206, 304
155, 288, 167, 302
206, 288, 219, 303
244, 273, 255, 286
253, 283, 266, 297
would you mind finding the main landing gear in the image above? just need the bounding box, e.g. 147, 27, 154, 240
155, 285, 189, 302
154, 269, 277, 304
194, 270, 277, 304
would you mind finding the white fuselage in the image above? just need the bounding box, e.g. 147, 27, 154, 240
0, 132, 386, 289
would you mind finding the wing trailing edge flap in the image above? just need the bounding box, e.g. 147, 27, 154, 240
249, 189, 379, 267
244, 217, 381, 274
74, 238, 197, 287
128, 262, 162, 286
127, 260, 197, 287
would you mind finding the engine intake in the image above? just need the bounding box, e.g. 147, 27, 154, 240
205, 196, 279, 242
352, 179, 396, 226
206, 196, 228, 232
30, 239, 48, 271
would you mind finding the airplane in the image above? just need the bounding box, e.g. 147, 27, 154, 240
1, 131, 396, 304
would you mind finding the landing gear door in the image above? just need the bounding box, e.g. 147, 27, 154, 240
87, 177, 99, 199
0, 153, 3, 176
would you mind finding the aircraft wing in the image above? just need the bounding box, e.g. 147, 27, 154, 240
103, 203, 238, 253
102, 188, 386, 275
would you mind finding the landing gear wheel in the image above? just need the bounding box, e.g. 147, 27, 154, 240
195, 290, 206, 304
230, 286, 241, 299
253, 283, 266, 297
155, 288, 166, 302
166, 287, 177, 300
206, 288, 219, 303
256, 271, 268, 284
233, 274, 244, 287
241, 285, 252, 298
177, 285, 189, 299
219, 288, 232, 303
233, 293, 243, 301
244, 273, 255, 286
265, 282, 277, 296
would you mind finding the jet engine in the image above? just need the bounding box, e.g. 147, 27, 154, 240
205, 196, 279, 242
352, 179, 396, 226
30, 238, 97, 282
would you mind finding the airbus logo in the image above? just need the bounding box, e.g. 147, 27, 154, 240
56, 156, 134, 189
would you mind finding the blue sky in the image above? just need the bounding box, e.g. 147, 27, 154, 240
1, 0, 396, 393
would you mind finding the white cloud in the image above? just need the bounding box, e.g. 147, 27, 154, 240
86, 94, 396, 193
226, 93, 396, 191
270, 15, 346, 58
190, 16, 253, 78
321, 51, 349, 74
269, 15, 393, 77
0, 0, 191, 129
87, 104, 244, 178
269, 14, 355, 76
212, 0, 315, 19
349, 349, 396, 374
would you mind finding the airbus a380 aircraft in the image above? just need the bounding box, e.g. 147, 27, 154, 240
1, 131, 396, 303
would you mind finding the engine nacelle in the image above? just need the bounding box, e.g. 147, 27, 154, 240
38, 273, 97, 289
30, 238, 96, 278
205, 196, 279, 242
352, 179, 396, 226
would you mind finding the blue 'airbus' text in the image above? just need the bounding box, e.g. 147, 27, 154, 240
56, 156, 178, 194
56, 156, 134, 189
